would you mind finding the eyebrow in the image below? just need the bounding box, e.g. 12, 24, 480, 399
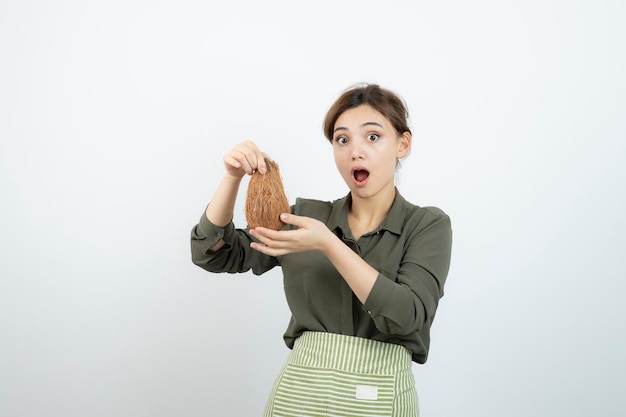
333, 122, 384, 134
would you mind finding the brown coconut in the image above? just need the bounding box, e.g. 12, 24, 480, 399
245, 159, 290, 230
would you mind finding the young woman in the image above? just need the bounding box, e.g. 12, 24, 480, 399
191, 84, 452, 416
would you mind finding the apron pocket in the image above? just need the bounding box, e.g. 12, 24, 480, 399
271, 363, 395, 417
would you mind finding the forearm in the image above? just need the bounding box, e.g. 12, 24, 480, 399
320, 234, 378, 304
204, 174, 243, 251
205, 174, 242, 225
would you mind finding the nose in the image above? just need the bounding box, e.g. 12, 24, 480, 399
351, 143, 364, 160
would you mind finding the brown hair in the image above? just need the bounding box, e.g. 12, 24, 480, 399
323, 83, 411, 143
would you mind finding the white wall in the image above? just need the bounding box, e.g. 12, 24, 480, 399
1, 1, 625, 416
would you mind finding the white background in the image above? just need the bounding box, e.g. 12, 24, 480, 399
1, 1, 625, 416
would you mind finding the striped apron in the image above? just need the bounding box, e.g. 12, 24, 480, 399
263, 331, 419, 417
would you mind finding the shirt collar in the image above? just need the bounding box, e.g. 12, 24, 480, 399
327, 189, 407, 236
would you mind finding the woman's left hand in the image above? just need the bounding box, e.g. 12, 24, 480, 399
248, 213, 332, 256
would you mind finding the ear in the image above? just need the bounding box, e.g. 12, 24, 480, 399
396, 131, 412, 159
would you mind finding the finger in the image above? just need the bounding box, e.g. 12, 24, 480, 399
241, 148, 266, 175
223, 154, 242, 169
258, 152, 273, 174
249, 227, 282, 244
250, 241, 288, 257
249, 231, 285, 251
236, 141, 269, 175
243, 151, 261, 175
277, 213, 307, 227
229, 151, 254, 175
250, 228, 299, 247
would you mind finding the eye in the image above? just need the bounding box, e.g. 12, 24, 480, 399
367, 133, 380, 142
334, 136, 348, 145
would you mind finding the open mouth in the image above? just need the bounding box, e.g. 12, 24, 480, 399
352, 168, 370, 184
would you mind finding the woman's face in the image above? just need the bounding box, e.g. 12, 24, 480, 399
331, 105, 411, 201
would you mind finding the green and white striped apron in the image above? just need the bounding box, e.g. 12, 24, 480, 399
263, 331, 419, 417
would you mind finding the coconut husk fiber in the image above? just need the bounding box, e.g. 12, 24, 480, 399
245, 159, 289, 230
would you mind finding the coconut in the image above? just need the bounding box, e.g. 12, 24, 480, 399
245, 159, 289, 230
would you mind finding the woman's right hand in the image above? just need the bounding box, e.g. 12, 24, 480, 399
223, 141, 268, 180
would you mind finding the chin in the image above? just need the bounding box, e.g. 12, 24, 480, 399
349, 187, 374, 199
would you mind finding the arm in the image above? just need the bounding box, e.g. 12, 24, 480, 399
190, 141, 279, 274
249, 209, 452, 334
318, 231, 378, 304
363, 210, 452, 335
248, 214, 378, 303
202, 141, 268, 251
202, 174, 243, 251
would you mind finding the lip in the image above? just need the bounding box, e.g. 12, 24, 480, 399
351, 166, 370, 187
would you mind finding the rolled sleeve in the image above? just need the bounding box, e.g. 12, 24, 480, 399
190, 213, 279, 275
191, 213, 235, 249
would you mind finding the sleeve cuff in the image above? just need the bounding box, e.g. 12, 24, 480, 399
363, 273, 393, 317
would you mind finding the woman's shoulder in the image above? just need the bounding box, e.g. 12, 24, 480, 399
397, 193, 450, 223
398, 198, 452, 243
413, 204, 449, 221
291, 195, 349, 221
293, 196, 337, 213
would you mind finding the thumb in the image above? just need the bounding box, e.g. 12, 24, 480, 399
280, 213, 306, 227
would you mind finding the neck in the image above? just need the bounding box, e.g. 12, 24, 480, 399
348, 186, 397, 237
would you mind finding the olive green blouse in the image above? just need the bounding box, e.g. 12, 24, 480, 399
190, 190, 452, 363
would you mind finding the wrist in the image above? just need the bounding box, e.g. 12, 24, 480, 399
223, 172, 244, 185
319, 229, 342, 255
